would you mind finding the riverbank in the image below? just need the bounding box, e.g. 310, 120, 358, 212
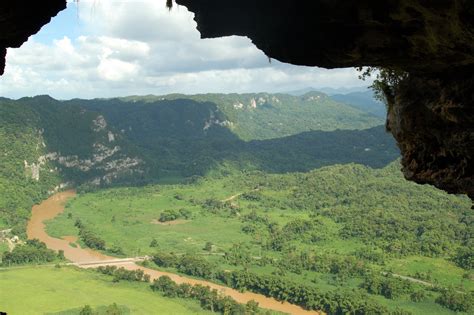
26, 191, 318, 315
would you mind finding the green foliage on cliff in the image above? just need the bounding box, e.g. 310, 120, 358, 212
0, 100, 61, 235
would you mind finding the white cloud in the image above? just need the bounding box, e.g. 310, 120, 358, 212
55, 36, 75, 54
0, 0, 371, 99
97, 57, 139, 81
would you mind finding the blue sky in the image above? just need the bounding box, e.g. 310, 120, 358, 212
0, 0, 371, 99
33, 2, 84, 44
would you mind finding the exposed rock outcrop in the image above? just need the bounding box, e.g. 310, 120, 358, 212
387, 68, 474, 200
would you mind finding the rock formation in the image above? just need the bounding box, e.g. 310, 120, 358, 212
0, 0, 472, 199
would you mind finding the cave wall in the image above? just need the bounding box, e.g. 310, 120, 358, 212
0, 0, 472, 199
386, 67, 474, 200
176, 0, 474, 72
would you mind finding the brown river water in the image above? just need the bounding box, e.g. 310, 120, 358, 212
27, 190, 319, 315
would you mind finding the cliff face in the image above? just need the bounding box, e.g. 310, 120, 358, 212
0, 0, 472, 199
387, 68, 474, 200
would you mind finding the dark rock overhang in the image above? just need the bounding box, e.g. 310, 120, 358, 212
0, 0, 66, 75
176, 0, 474, 73
0, 0, 472, 200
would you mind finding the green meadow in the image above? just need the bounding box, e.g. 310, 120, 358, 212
0, 266, 212, 315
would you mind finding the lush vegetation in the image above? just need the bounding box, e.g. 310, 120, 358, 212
96, 265, 151, 283
115, 92, 383, 140
47, 161, 472, 314
151, 275, 265, 315
77, 96, 396, 179
74, 219, 107, 251
1, 239, 63, 266
94, 265, 271, 314
0, 94, 396, 236
147, 250, 474, 314
0, 99, 61, 235
150, 252, 392, 314
2, 91, 471, 314
435, 288, 474, 312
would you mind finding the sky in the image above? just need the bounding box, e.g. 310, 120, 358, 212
0, 0, 372, 99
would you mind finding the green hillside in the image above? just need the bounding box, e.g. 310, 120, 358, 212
76, 95, 396, 178
118, 91, 383, 140
0, 97, 146, 234
0, 94, 397, 234
0, 99, 61, 234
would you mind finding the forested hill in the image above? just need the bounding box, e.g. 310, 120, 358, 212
0, 93, 397, 234
75, 94, 395, 177
112, 92, 383, 140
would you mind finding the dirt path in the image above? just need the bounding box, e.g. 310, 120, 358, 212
381, 272, 434, 287
221, 188, 259, 202
27, 191, 319, 315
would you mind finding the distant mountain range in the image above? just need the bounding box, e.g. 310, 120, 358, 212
286, 87, 386, 118
286, 86, 371, 96
331, 91, 386, 118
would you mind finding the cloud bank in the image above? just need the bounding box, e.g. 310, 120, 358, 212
0, 0, 371, 99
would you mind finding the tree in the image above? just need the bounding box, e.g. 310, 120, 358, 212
159, 209, 179, 222
357, 67, 409, 105
105, 303, 122, 315
245, 300, 260, 314
410, 290, 426, 302
150, 238, 159, 248
151, 276, 179, 297
79, 305, 94, 315
224, 243, 251, 266
204, 241, 214, 252
453, 246, 474, 270
436, 287, 474, 312
152, 252, 178, 267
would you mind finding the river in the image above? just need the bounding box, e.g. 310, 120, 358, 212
27, 191, 319, 315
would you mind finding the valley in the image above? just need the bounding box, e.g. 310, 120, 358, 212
1, 92, 472, 315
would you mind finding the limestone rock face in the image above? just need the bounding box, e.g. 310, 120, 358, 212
0, 0, 473, 198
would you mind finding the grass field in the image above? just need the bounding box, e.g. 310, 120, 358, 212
0, 266, 212, 315
46, 177, 257, 256
387, 256, 473, 290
